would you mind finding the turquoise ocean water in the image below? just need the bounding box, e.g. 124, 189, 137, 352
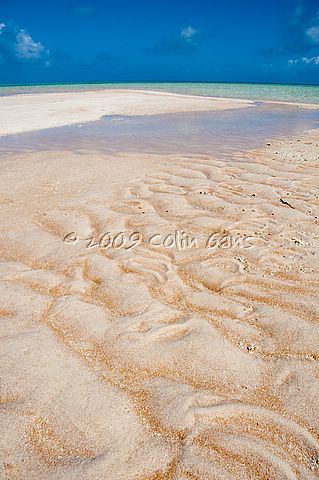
0, 82, 319, 104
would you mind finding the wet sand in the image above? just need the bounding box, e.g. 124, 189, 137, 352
0, 94, 319, 479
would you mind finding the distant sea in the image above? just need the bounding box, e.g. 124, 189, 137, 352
0, 82, 319, 104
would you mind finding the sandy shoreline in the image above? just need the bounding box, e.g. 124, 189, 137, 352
0, 89, 256, 136
0, 113, 319, 478
2, 88, 319, 137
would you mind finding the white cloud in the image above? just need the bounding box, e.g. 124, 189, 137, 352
145, 25, 202, 56
0, 21, 49, 65
306, 26, 319, 42
288, 56, 319, 66
15, 29, 45, 59
303, 56, 319, 64
306, 11, 319, 43
180, 26, 198, 42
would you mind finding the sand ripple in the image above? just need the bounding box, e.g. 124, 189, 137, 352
0, 132, 318, 479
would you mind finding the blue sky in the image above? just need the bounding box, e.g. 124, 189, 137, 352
0, 0, 319, 84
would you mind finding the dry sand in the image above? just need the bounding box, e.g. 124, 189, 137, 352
0, 89, 255, 136
0, 93, 319, 479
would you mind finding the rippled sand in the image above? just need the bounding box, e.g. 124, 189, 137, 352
0, 130, 319, 479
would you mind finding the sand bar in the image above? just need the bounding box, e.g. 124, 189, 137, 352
0, 89, 255, 136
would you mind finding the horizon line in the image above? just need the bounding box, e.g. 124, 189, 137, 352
1, 80, 319, 88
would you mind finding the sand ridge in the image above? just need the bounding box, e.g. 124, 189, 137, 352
0, 130, 319, 478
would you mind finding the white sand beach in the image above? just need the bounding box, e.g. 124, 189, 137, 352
0, 89, 255, 136
0, 91, 318, 479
